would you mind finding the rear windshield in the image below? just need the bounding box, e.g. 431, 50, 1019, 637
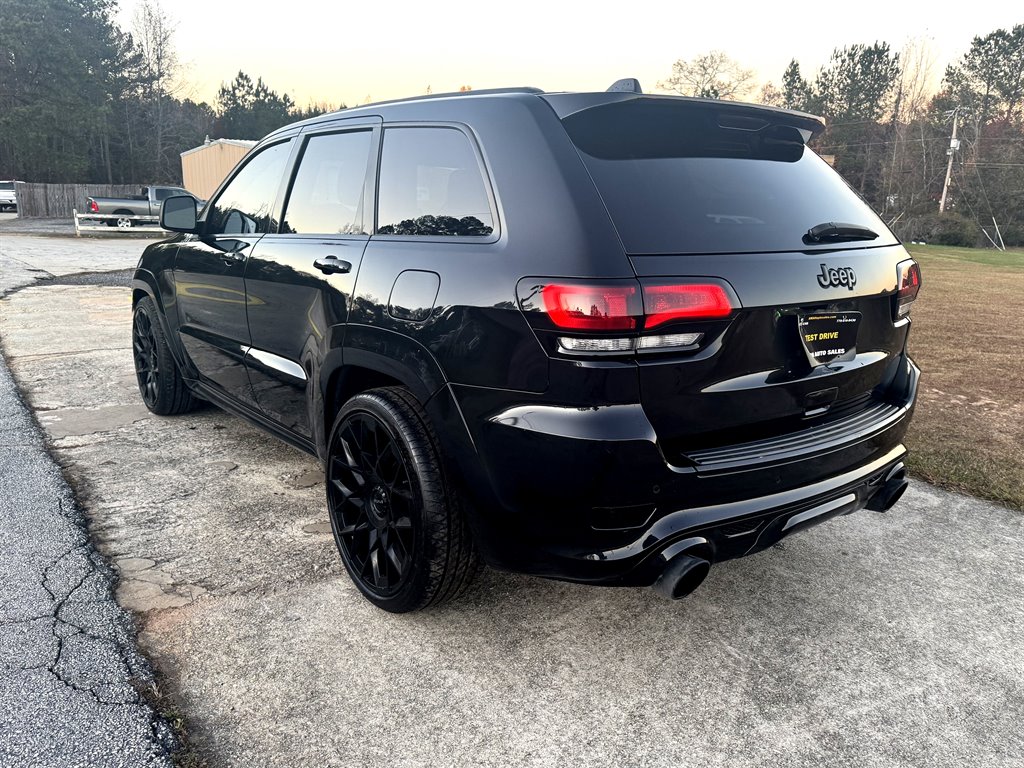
0, 182, 14, 190
562, 100, 896, 255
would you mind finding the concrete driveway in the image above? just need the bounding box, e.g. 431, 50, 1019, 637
0, 236, 1021, 766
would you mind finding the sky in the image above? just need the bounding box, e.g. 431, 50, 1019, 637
115, 0, 1021, 109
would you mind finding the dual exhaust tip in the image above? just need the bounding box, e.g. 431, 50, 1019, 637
653, 465, 909, 601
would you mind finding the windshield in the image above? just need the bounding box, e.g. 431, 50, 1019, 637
0, 182, 14, 190
562, 100, 896, 255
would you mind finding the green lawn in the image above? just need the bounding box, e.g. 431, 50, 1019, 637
901, 244, 1023, 510
906, 243, 1024, 269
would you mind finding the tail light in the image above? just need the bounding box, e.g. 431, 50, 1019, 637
642, 283, 732, 327
523, 278, 736, 356
88, 199, 99, 213
895, 259, 921, 320
541, 283, 641, 331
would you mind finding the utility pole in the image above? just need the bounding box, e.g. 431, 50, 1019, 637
939, 110, 960, 213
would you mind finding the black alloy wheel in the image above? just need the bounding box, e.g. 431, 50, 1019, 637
329, 411, 415, 595
133, 309, 161, 409
131, 297, 198, 416
327, 387, 479, 612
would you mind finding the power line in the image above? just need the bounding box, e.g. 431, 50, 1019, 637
816, 137, 947, 150
815, 136, 1024, 151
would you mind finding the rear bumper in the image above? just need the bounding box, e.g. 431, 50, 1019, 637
572, 444, 908, 586
440, 356, 919, 585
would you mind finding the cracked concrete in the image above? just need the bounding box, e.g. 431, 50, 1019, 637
1, 232, 173, 766
1, 234, 1023, 766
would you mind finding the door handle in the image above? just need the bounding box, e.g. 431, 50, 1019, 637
313, 256, 352, 275
220, 252, 245, 265
218, 241, 249, 266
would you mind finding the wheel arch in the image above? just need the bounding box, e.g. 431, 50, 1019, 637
318, 345, 444, 460
132, 273, 191, 378
132, 277, 155, 308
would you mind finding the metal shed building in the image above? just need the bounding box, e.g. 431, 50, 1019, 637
180, 138, 256, 199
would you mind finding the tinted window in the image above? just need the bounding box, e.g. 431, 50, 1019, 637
206, 141, 291, 236
0, 182, 14, 190
377, 128, 494, 237
154, 187, 187, 202
563, 100, 895, 254
281, 131, 372, 235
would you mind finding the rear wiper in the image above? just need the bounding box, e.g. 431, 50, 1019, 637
804, 222, 879, 244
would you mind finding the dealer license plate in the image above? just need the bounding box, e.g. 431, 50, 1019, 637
798, 312, 861, 366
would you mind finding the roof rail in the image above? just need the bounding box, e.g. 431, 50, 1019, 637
352, 86, 544, 110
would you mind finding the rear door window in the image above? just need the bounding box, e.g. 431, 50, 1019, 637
281, 130, 373, 235
562, 100, 895, 255
376, 127, 494, 237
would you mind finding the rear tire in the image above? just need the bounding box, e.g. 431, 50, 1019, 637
109, 209, 134, 228
132, 297, 198, 415
326, 387, 479, 612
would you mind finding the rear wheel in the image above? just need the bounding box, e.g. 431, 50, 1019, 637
326, 387, 479, 612
132, 297, 198, 415
108, 209, 133, 228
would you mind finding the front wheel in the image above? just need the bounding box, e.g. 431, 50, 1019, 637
132, 297, 198, 415
326, 387, 479, 612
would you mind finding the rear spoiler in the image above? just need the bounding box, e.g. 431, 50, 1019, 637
541, 92, 826, 143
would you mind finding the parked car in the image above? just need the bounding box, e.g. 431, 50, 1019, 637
132, 82, 922, 612
0, 180, 17, 212
86, 185, 201, 228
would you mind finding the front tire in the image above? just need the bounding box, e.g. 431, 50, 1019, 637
326, 387, 479, 612
132, 297, 198, 415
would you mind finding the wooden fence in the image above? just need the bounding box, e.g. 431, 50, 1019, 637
14, 182, 145, 218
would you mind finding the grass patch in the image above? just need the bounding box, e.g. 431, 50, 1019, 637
907, 243, 1024, 269
903, 244, 1023, 510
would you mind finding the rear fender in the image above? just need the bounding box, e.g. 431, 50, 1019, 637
316, 324, 448, 459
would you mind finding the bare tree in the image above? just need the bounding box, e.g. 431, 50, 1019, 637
882, 38, 939, 214
896, 38, 937, 121
758, 81, 785, 107
133, 0, 179, 177
658, 51, 756, 100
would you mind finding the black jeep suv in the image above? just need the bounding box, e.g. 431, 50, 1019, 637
133, 82, 921, 612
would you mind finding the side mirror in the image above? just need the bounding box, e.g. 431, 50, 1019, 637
161, 195, 198, 233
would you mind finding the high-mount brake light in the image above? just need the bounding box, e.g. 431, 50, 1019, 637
895, 259, 921, 320
642, 284, 732, 327
541, 283, 640, 331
